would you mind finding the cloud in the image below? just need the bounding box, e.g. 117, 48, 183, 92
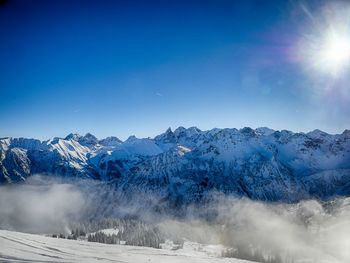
1, 176, 349, 262
157, 195, 350, 263
0, 176, 85, 234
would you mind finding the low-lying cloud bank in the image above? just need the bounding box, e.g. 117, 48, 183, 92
0, 175, 349, 263
0, 176, 85, 234
162, 195, 350, 263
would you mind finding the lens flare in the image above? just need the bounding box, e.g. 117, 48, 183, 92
322, 34, 350, 64
298, 2, 350, 78
315, 30, 350, 76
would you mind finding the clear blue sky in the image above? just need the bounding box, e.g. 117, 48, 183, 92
1, 0, 349, 140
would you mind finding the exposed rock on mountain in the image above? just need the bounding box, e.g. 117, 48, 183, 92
1, 127, 349, 202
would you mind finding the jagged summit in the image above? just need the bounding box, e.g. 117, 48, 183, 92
99, 136, 122, 146
65, 133, 82, 141
155, 126, 202, 143
255, 127, 275, 136
165, 127, 173, 134
342, 129, 350, 138
1, 126, 349, 202
78, 133, 99, 147
125, 135, 138, 143
155, 127, 176, 143
307, 129, 330, 138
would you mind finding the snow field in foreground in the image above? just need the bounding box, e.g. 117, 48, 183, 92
0, 230, 252, 263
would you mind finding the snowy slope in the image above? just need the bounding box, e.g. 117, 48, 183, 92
0, 230, 252, 263
0, 127, 349, 202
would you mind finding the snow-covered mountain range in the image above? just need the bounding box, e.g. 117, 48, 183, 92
1, 127, 350, 202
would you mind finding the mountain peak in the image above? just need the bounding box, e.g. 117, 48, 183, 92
187, 126, 201, 134
155, 128, 176, 143
125, 135, 138, 143
307, 129, 329, 138
78, 133, 99, 146
99, 136, 122, 147
255, 127, 275, 136
174, 126, 185, 132
240, 127, 257, 136
342, 129, 350, 138
173, 126, 201, 138
165, 127, 173, 134
65, 133, 82, 141
84, 133, 97, 139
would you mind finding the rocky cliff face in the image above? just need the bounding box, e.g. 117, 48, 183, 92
1, 127, 349, 202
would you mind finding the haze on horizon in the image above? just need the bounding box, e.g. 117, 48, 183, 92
1, 0, 350, 140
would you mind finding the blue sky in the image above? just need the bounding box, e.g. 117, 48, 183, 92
1, 0, 349, 140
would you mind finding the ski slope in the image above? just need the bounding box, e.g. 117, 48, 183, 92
0, 230, 253, 263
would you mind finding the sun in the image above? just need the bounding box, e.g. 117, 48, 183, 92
298, 2, 350, 78
317, 31, 350, 75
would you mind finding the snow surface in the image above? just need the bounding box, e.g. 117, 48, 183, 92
0, 230, 253, 263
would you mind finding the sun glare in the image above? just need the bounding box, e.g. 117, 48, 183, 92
299, 2, 350, 78
318, 31, 350, 75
